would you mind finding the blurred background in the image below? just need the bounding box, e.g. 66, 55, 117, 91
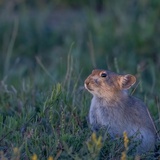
0, 0, 160, 92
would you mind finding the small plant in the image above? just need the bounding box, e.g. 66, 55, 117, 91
31, 154, 38, 160
121, 132, 129, 160
86, 132, 103, 159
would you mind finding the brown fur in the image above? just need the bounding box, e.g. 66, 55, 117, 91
84, 69, 157, 154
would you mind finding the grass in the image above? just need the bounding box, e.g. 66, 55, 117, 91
0, 0, 160, 159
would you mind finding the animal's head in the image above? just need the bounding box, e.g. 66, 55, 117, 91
84, 69, 136, 99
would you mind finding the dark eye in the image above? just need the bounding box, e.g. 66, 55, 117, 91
101, 72, 107, 77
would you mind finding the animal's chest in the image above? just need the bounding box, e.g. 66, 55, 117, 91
89, 102, 125, 135
89, 104, 116, 125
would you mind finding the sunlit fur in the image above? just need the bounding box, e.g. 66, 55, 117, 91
84, 69, 156, 154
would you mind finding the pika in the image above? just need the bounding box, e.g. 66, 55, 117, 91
84, 69, 157, 154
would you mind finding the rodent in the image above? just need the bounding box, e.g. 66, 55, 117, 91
84, 69, 157, 154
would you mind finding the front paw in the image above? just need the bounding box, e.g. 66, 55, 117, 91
91, 124, 100, 132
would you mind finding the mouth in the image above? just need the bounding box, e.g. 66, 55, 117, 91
84, 83, 94, 91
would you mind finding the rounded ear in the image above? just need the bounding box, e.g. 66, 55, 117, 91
120, 74, 136, 90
